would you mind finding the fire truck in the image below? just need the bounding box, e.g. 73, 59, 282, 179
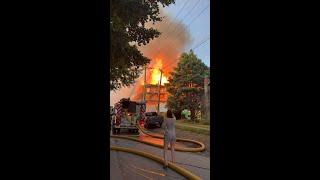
111, 98, 146, 134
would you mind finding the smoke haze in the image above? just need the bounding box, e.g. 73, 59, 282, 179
110, 9, 191, 105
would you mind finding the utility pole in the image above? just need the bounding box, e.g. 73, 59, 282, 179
157, 69, 163, 114
203, 74, 209, 122
143, 66, 147, 102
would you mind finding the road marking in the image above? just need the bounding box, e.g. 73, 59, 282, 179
174, 162, 210, 170
129, 164, 166, 177
111, 146, 202, 180
122, 162, 153, 180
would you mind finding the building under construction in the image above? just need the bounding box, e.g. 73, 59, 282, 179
144, 84, 168, 112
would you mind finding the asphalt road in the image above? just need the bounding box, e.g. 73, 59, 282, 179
110, 138, 186, 180
110, 135, 210, 180
145, 126, 211, 158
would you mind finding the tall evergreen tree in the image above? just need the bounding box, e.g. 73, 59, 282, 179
166, 50, 209, 122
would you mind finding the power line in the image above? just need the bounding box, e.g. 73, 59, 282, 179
143, 2, 210, 73
156, 0, 190, 46
155, 0, 202, 54
135, 37, 209, 74
191, 36, 210, 51
163, 0, 190, 34
174, 3, 210, 41
194, 40, 210, 54
161, 36, 210, 71
186, 3, 209, 27
158, 3, 210, 54
129, 1, 191, 58
181, 0, 204, 24
170, 0, 202, 35
161, 32, 210, 62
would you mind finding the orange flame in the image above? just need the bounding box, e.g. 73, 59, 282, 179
150, 58, 169, 85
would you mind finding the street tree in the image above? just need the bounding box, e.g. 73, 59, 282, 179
166, 50, 209, 122
110, 0, 175, 90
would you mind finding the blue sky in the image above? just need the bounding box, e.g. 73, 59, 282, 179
164, 0, 210, 67
110, 0, 210, 105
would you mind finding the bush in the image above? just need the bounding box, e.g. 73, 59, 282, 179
173, 111, 182, 120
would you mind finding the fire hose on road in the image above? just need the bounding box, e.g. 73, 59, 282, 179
111, 124, 205, 152
111, 146, 202, 180
110, 124, 206, 180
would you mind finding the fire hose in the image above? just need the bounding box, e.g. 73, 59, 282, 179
111, 146, 202, 180
111, 123, 205, 152
111, 100, 206, 179
110, 124, 206, 180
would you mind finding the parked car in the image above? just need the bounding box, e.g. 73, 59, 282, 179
144, 112, 164, 129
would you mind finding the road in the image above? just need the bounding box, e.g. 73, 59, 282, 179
146, 126, 211, 158
110, 134, 210, 180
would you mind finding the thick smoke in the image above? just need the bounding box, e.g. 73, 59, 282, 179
110, 9, 191, 105
140, 10, 191, 75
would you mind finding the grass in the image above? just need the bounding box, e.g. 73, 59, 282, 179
155, 115, 210, 135
200, 121, 210, 125
177, 119, 210, 126
175, 120, 210, 135
175, 124, 210, 135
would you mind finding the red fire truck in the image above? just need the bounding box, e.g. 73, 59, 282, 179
111, 98, 146, 134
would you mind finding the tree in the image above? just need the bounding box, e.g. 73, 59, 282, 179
110, 0, 175, 90
166, 50, 209, 122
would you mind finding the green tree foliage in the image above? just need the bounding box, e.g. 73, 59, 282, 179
166, 50, 209, 121
110, 0, 175, 90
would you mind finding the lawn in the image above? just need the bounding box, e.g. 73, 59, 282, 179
175, 120, 210, 135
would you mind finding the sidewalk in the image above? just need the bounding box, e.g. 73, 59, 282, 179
111, 138, 210, 180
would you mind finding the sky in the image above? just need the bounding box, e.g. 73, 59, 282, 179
110, 0, 210, 105
164, 0, 210, 67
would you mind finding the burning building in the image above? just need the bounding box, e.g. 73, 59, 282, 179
145, 84, 168, 112
142, 59, 170, 113
111, 8, 191, 109
145, 84, 167, 102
